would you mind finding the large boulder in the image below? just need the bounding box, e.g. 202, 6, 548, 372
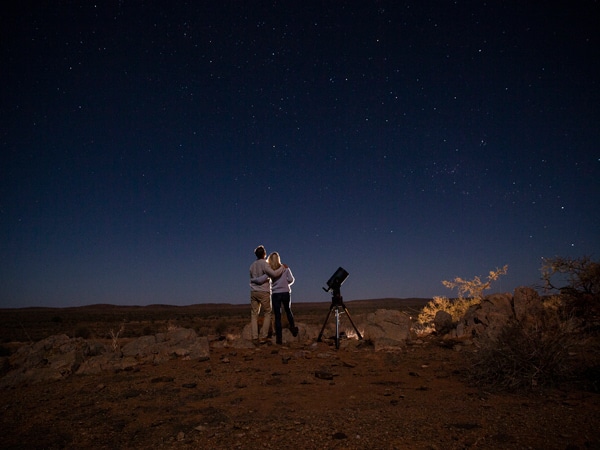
459, 293, 513, 340
361, 309, 411, 349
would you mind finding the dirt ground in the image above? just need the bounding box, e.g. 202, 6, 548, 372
1, 301, 599, 450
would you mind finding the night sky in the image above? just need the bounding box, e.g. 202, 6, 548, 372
2, 1, 599, 308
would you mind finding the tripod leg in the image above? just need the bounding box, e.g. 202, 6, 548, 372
335, 307, 340, 349
343, 306, 363, 340
317, 304, 334, 342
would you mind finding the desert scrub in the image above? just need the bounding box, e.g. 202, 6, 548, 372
415, 296, 480, 334
541, 255, 600, 330
215, 319, 228, 336
466, 305, 581, 391
416, 266, 508, 333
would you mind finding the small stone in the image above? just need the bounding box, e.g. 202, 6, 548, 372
315, 371, 334, 380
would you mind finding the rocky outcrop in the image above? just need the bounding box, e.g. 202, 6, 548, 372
0, 334, 105, 387
0, 327, 210, 388
451, 287, 544, 340
120, 327, 210, 363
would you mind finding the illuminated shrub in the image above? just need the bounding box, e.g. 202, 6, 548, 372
416, 266, 508, 333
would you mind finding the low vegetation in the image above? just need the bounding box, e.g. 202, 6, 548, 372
467, 297, 587, 390
418, 257, 599, 391
541, 255, 600, 329
415, 265, 508, 333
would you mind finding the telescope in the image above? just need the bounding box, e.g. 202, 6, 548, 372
323, 266, 349, 293
318, 266, 362, 348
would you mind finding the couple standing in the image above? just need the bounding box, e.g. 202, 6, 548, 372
249, 245, 298, 345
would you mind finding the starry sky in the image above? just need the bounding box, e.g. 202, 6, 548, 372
1, 1, 599, 308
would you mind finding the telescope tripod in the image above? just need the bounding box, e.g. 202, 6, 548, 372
317, 289, 363, 349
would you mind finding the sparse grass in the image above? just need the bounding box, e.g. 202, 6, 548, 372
109, 323, 125, 352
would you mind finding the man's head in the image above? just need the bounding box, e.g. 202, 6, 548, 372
254, 245, 266, 259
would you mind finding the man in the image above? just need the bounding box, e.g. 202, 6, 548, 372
249, 245, 285, 343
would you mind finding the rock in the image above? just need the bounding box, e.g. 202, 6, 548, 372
76, 352, 122, 375
373, 337, 405, 352
460, 293, 514, 340
450, 287, 554, 341
434, 310, 453, 334
121, 328, 209, 363
315, 370, 334, 380
1, 335, 106, 387
513, 286, 544, 325
362, 309, 411, 343
0, 328, 210, 387
121, 335, 157, 357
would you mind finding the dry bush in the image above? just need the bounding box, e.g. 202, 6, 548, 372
443, 265, 509, 300
466, 306, 583, 391
541, 255, 600, 329
416, 266, 508, 333
109, 323, 125, 352
541, 255, 600, 296
417, 296, 479, 326
215, 320, 228, 336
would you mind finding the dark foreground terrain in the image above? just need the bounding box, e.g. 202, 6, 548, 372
1, 300, 599, 449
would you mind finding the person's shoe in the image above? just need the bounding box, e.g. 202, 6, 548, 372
291, 327, 299, 337
259, 338, 269, 345
276, 338, 282, 345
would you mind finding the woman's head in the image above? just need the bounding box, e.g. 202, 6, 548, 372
268, 252, 281, 270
